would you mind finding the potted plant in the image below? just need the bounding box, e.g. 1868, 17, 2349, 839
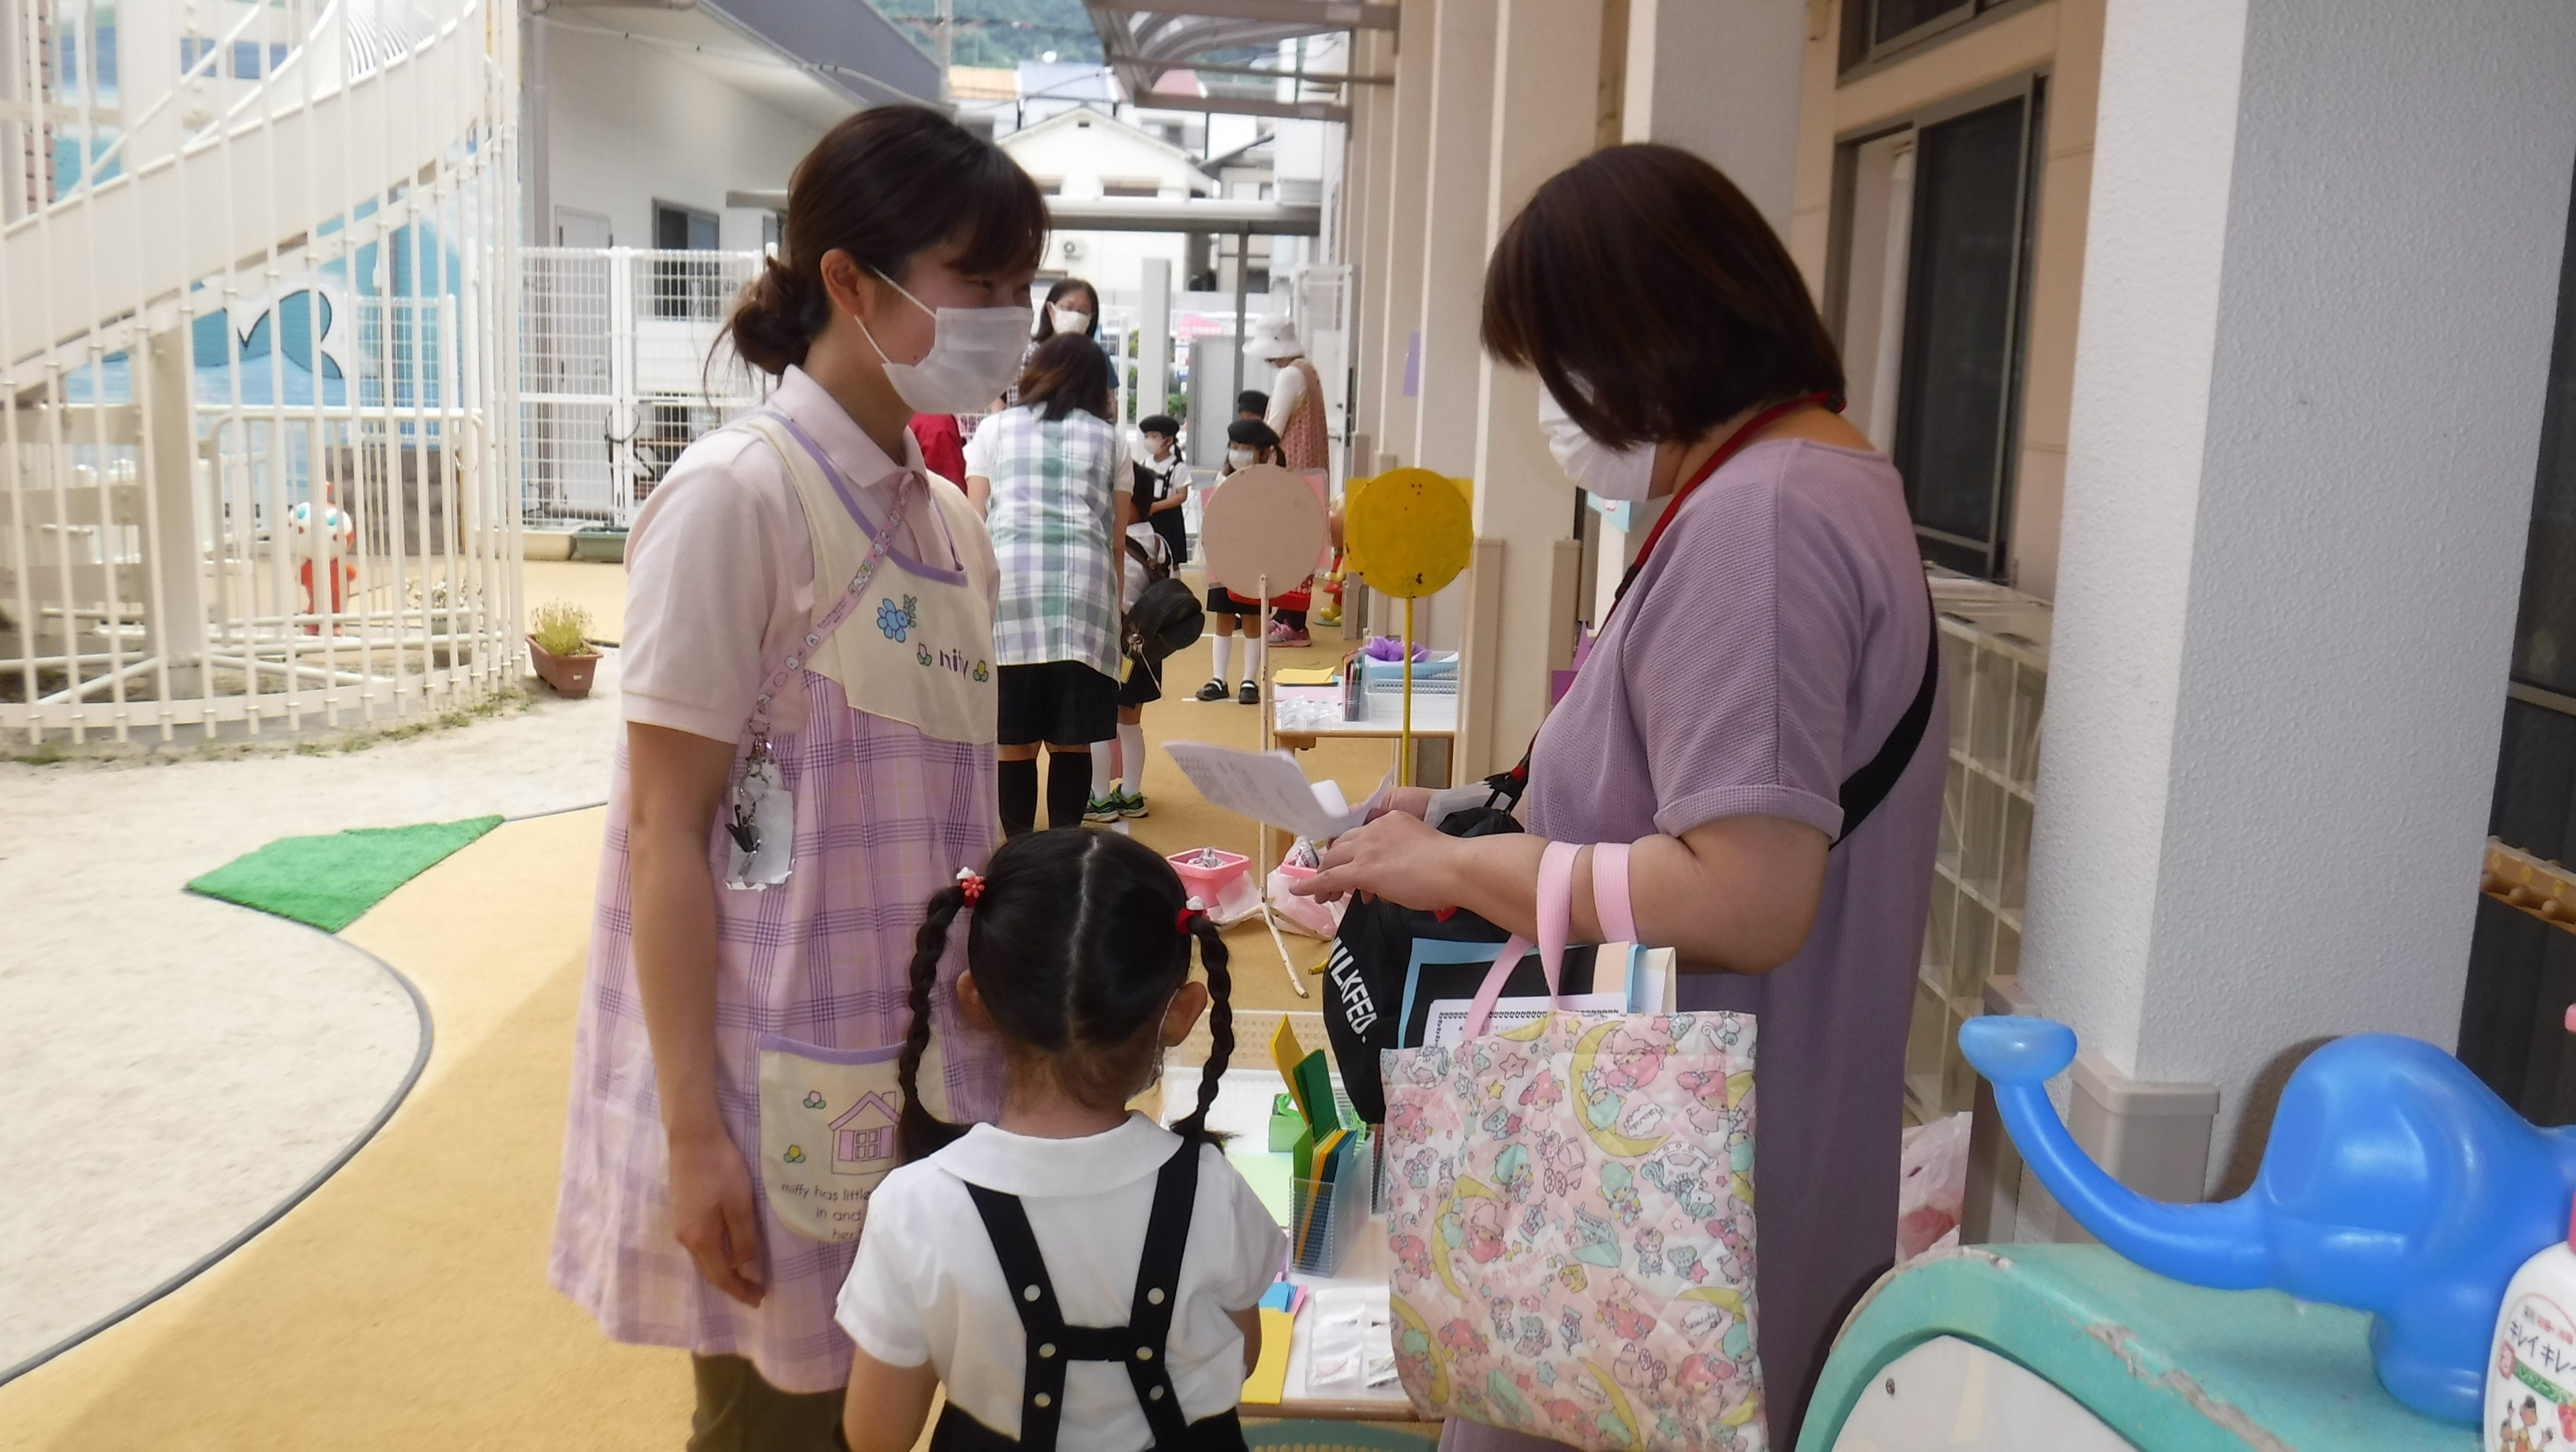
528, 600, 601, 698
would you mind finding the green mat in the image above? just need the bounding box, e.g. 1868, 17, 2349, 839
186, 815, 505, 932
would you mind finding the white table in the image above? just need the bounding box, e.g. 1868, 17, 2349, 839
1174, 1070, 1417, 1422
1270, 682, 1460, 788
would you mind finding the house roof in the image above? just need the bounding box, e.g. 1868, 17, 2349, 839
998, 107, 1217, 194
829, 1092, 897, 1130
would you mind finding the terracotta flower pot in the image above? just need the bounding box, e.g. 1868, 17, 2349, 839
528, 635, 600, 698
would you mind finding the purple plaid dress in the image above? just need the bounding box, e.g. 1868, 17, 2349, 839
552, 384, 1006, 1396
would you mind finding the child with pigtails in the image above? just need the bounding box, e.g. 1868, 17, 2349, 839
833, 829, 1285, 1452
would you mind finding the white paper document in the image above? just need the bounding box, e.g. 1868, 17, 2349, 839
1423, 992, 1627, 1048
1164, 741, 1390, 840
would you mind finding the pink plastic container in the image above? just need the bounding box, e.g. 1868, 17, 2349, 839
1169, 848, 1251, 901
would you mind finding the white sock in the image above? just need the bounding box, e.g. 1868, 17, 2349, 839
1245, 631, 1264, 686
1091, 746, 1116, 799
1210, 634, 1232, 683
1118, 724, 1146, 793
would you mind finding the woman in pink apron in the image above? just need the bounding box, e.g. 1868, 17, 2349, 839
552, 106, 1046, 1449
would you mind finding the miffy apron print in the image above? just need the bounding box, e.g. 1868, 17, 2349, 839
733, 411, 994, 1241
552, 387, 1003, 1397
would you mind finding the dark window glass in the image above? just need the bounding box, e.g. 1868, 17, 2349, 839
651, 206, 722, 320
1893, 94, 2036, 578
2462, 165, 2576, 1121
1873, 0, 1971, 47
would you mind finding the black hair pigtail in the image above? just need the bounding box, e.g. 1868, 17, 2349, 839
1171, 916, 1234, 1148
897, 885, 971, 1163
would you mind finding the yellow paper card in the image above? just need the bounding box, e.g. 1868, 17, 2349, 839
1275, 666, 1338, 686
1240, 1306, 1297, 1405
1270, 1017, 1308, 1117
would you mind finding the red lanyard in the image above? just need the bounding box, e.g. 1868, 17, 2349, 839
1605, 391, 1840, 618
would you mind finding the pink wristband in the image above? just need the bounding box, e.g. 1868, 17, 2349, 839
1592, 843, 1637, 944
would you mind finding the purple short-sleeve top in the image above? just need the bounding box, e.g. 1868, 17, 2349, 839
1524, 437, 1946, 1445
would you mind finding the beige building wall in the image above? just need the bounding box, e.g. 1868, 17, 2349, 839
1789, 0, 2106, 601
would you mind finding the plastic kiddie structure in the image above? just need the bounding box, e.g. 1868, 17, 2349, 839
1958, 1015, 2576, 1425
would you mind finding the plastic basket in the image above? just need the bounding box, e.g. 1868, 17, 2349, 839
1288, 1130, 1376, 1276
1169, 848, 1250, 902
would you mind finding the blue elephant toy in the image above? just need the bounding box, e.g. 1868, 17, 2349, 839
1958, 1015, 2576, 1424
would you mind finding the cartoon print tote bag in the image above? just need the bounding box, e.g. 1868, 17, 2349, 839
1380, 844, 1764, 1451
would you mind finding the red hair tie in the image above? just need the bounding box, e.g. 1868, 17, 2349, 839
955, 867, 985, 904
1175, 896, 1206, 936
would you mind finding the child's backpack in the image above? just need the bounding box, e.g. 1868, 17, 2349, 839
1124, 577, 1204, 664
1125, 533, 1173, 587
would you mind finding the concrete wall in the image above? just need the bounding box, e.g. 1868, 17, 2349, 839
2020, 0, 2576, 1192
541, 24, 824, 252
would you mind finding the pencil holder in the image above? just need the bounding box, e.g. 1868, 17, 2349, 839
1288, 1128, 1376, 1276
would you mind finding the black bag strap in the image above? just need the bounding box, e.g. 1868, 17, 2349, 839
1833, 597, 1941, 844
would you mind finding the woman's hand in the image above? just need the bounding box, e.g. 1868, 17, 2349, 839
1365, 784, 1436, 823
668, 1125, 766, 1307
1293, 809, 1458, 909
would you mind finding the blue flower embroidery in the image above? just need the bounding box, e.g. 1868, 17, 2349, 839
876, 596, 917, 642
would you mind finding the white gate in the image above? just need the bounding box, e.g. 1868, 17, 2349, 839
519, 246, 767, 529
0, 0, 522, 746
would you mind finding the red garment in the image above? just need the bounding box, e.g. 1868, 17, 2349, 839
907, 413, 968, 486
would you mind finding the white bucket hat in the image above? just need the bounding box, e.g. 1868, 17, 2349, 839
1245, 315, 1303, 362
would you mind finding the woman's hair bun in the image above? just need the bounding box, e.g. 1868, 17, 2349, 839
728, 255, 823, 379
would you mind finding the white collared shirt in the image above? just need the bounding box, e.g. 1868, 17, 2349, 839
837, 1113, 1283, 1449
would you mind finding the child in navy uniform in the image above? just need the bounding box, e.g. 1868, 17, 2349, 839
835, 830, 1282, 1451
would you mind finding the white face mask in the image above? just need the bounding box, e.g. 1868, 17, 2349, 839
856, 271, 1032, 414
1537, 383, 1657, 501
1226, 446, 1257, 469
1047, 303, 1091, 337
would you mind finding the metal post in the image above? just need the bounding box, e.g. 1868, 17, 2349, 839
1230, 220, 1250, 406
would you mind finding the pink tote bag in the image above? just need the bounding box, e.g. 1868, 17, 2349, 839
1380, 843, 1765, 1451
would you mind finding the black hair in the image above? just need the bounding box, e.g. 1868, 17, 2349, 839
723, 106, 1046, 377
1016, 332, 1115, 424
1137, 414, 1180, 438
1035, 278, 1102, 340
1235, 389, 1269, 418
899, 829, 1234, 1161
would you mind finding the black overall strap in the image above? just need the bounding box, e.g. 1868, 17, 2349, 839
1118, 1140, 1204, 1445
957, 1141, 1206, 1450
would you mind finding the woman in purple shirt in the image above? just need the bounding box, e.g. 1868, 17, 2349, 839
1297, 145, 1944, 1447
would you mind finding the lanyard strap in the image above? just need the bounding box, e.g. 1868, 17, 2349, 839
1483, 393, 1839, 808
743, 415, 918, 749
1605, 391, 1839, 619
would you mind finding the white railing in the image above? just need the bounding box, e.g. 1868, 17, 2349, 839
0, 0, 522, 746
519, 245, 767, 528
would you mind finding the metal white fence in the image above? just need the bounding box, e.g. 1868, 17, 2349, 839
519, 245, 767, 528
0, 0, 522, 746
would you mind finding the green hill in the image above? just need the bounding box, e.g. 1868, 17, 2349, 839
867, 0, 1103, 69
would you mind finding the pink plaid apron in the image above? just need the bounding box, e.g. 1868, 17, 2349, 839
551, 416, 1005, 1394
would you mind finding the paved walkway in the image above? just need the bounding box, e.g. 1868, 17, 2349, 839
0, 639, 624, 1375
